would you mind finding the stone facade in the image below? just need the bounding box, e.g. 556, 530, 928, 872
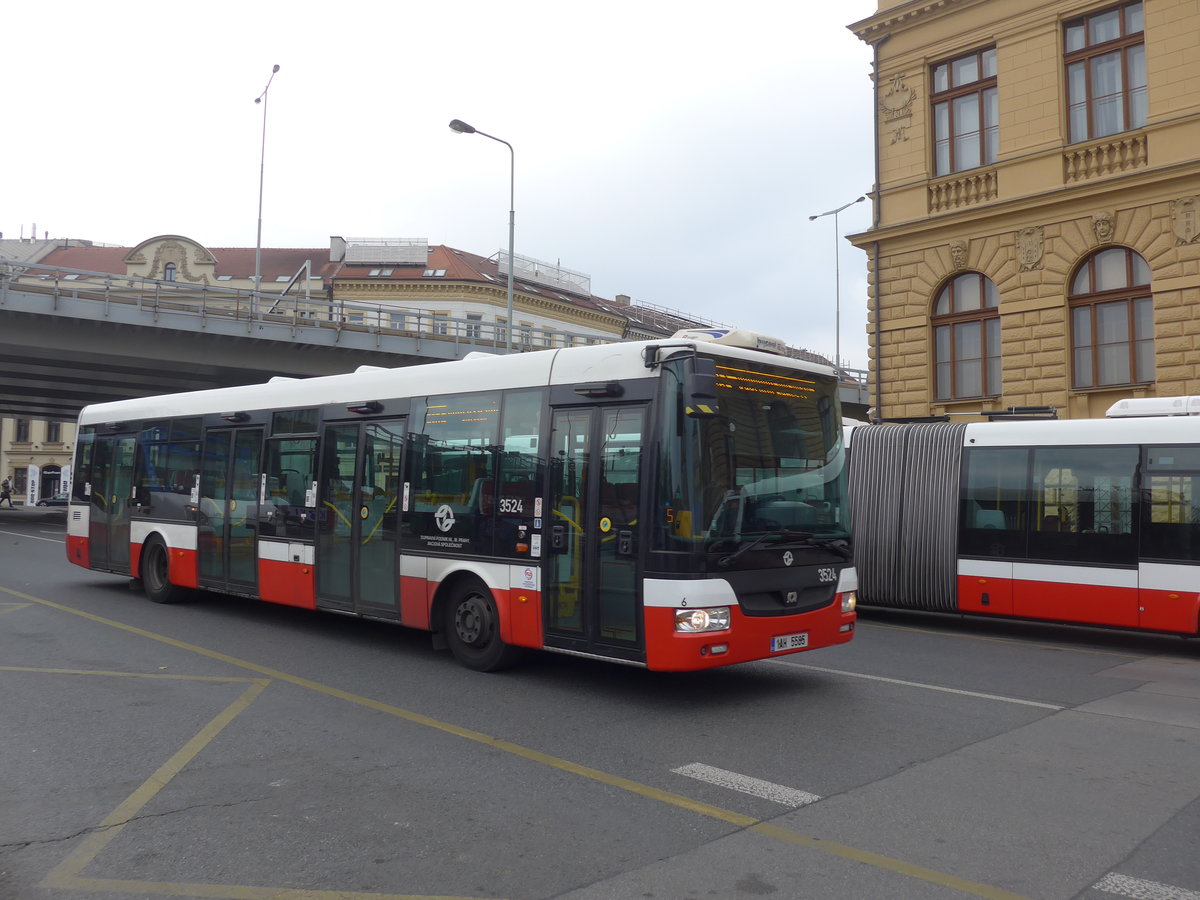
849, 0, 1200, 420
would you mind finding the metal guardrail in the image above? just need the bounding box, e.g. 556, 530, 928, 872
0, 257, 871, 393
0, 258, 610, 354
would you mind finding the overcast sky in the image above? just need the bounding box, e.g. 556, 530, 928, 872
4, 0, 879, 369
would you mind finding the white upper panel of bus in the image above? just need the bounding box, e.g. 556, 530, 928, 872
846, 415, 1200, 449
78, 338, 833, 426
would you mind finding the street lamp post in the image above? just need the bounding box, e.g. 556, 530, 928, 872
449, 118, 515, 353
809, 195, 866, 371
253, 64, 281, 320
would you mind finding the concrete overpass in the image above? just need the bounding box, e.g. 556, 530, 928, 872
1, 258, 871, 422
0, 260, 532, 421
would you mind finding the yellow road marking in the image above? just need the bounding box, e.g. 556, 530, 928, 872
0, 666, 264, 683
51, 878, 492, 900
7, 585, 1034, 900
41, 679, 268, 890
0, 601, 32, 615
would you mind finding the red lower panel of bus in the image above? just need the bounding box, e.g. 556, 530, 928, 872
258, 558, 315, 609
957, 573, 1199, 633
399, 576, 432, 630
1138, 588, 1200, 633
642, 600, 855, 672
169, 546, 198, 589
500, 587, 543, 649
67, 536, 89, 569
958, 574, 1137, 627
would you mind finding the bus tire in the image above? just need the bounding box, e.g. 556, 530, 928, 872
141, 537, 187, 604
443, 579, 522, 672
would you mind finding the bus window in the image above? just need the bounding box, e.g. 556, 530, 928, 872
960, 447, 1028, 559
263, 437, 317, 539
406, 392, 501, 556
1143, 446, 1200, 562
1029, 446, 1137, 566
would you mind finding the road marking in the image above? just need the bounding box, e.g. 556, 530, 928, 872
774, 660, 1065, 710
8, 585, 1037, 900
0, 602, 32, 616
0, 527, 64, 543
672, 763, 821, 806
1094, 872, 1200, 899
857, 618, 1154, 661
40, 678, 269, 891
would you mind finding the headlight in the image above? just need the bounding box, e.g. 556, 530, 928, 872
675, 607, 731, 633
840, 591, 857, 614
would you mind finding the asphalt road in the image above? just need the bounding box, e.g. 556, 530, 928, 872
2, 506, 1198, 900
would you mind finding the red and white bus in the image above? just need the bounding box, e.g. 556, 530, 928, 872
67, 330, 857, 670
846, 398, 1200, 636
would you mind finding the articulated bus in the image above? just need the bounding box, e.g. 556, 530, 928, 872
847, 397, 1200, 637
68, 330, 857, 671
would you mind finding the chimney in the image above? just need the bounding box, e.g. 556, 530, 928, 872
614, 294, 631, 306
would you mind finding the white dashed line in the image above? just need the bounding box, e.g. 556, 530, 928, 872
1094, 872, 1200, 900
671, 763, 821, 807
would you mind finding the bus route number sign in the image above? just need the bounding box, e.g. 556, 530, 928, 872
770, 632, 809, 653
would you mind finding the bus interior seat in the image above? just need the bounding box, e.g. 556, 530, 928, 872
974, 509, 1007, 529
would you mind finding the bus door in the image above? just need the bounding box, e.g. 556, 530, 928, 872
544, 405, 646, 660
198, 428, 264, 591
88, 434, 137, 573
316, 419, 406, 618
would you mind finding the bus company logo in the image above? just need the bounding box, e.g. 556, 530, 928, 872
782, 551, 794, 567
434, 504, 456, 532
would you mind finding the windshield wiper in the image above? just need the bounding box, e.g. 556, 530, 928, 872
792, 535, 852, 560
717, 530, 812, 568
716, 531, 850, 568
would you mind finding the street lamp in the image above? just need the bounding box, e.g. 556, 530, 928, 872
253, 64, 281, 319
809, 195, 866, 372
450, 118, 515, 353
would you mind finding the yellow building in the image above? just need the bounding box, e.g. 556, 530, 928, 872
848, 0, 1200, 420
0, 417, 75, 505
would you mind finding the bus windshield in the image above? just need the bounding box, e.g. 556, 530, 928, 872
655, 354, 849, 559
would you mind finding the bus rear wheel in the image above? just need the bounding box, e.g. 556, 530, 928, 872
141, 538, 187, 604
444, 580, 522, 672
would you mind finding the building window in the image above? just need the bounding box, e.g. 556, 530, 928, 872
1070, 247, 1152, 388
465, 314, 482, 339
932, 47, 997, 176
47, 421, 62, 443
432, 313, 449, 336
933, 272, 1000, 400
1065, 1, 1146, 143
15, 419, 30, 442
164, 262, 177, 282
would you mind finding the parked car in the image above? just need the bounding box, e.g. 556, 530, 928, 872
36, 492, 70, 506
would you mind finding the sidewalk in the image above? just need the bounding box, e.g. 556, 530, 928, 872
0, 504, 68, 522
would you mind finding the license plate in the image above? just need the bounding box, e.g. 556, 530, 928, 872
771, 632, 809, 652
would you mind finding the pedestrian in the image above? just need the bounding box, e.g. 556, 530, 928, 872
0, 477, 13, 508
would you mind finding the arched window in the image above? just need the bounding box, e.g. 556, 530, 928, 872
1070, 247, 1152, 389
164, 262, 177, 282
933, 272, 1000, 400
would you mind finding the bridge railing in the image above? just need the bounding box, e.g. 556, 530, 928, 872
0, 258, 612, 354
1, 257, 869, 393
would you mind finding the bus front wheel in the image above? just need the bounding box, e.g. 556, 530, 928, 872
444, 580, 522, 672
141, 537, 187, 604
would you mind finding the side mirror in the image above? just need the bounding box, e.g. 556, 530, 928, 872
684, 358, 719, 418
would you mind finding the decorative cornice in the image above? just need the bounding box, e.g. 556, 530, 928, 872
850, 0, 959, 41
